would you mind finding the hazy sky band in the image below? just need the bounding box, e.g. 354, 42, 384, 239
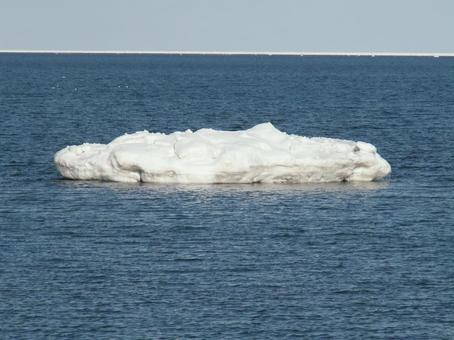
1, 0, 453, 52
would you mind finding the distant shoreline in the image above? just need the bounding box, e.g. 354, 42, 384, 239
1, 50, 454, 57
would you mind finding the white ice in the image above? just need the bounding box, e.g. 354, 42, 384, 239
54, 123, 391, 184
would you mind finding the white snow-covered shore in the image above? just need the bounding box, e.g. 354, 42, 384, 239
54, 123, 391, 184
1, 50, 453, 57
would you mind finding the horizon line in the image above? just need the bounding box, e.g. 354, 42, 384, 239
1, 50, 454, 57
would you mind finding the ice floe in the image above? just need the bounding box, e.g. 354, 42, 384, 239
54, 123, 391, 183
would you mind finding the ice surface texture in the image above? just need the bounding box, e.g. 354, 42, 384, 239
54, 123, 391, 183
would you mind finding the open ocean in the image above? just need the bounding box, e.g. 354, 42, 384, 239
1, 54, 454, 339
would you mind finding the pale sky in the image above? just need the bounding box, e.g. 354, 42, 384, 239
1, 0, 453, 52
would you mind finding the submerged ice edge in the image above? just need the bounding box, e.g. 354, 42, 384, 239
54, 122, 391, 184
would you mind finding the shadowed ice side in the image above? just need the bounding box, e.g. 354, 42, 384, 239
54, 123, 391, 184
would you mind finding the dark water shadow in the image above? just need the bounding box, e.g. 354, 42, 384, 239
54, 178, 390, 195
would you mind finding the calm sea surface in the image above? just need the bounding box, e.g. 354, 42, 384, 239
1, 54, 454, 339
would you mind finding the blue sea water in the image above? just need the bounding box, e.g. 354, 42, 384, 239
1, 54, 454, 339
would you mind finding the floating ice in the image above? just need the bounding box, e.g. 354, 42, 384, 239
54, 123, 391, 183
